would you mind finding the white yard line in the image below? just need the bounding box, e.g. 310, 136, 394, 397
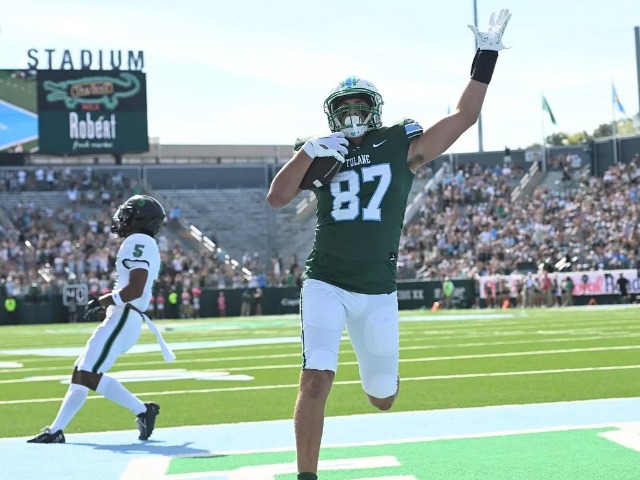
2, 363, 640, 405
2, 344, 640, 385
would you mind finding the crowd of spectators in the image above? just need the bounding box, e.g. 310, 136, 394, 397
0, 166, 140, 302
397, 153, 640, 282
2, 152, 639, 311
0, 167, 303, 314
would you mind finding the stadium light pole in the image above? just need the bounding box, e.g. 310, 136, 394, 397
473, 0, 484, 152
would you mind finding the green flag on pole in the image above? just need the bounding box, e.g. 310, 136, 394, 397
542, 95, 557, 125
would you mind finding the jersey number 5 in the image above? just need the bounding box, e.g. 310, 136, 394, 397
133, 244, 145, 257
330, 164, 391, 221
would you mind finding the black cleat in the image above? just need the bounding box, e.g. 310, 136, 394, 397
27, 427, 65, 444
136, 402, 160, 440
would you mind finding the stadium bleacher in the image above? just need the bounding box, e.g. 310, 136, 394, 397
0, 140, 639, 314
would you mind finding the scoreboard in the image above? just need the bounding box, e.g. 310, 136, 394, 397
36, 70, 149, 154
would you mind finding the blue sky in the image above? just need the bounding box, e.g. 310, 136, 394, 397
1, 0, 638, 153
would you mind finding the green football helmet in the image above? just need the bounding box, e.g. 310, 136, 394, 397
323, 76, 383, 138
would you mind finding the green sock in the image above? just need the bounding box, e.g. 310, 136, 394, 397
298, 473, 317, 480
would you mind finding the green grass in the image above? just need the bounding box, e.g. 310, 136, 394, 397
1, 306, 639, 438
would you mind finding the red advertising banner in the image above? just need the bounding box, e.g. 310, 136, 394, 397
478, 269, 640, 299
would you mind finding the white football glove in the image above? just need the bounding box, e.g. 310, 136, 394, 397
302, 132, 349, 163
468, 8, 511, 51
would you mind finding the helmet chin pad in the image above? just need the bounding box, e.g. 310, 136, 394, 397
342, 127, 368, 138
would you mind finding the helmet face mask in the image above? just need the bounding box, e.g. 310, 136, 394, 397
111, 195, 165, 238
324, 77, 383, 138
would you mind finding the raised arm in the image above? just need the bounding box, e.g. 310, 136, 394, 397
407, 8, 512, 174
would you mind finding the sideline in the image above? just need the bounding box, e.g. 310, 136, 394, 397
3, 397, 640, 480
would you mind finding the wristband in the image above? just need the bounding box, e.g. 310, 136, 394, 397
470, 49, 498, 84
302, 140, 316, 159
111, 290, 126, 307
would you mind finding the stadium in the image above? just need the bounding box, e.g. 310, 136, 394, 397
2, 5, 640, 480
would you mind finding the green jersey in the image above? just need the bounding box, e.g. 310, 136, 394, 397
303, 119, 423, 294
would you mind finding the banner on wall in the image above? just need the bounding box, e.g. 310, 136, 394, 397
478, 269, 640, 298
396, 279, 474, 309
199, 280, 476, 317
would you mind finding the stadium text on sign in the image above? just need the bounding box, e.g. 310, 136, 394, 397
26, 48, 144, 71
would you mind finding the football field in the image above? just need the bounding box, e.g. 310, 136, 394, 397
1, 305, 640, 479
0, 71, 39, 151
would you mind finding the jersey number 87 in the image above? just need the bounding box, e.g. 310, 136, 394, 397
330, 164, 391, 222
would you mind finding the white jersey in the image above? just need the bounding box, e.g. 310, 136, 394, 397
114, 233, 161, 312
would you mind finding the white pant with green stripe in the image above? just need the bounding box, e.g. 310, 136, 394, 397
74, 305, 142, 374
301, 278, 399, 398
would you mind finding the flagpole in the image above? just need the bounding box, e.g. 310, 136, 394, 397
541, 94, 547, 173
612, 81, 619, 164
612, 101, 618, 165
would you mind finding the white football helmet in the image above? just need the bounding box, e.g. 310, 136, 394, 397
323, 77, 383, 138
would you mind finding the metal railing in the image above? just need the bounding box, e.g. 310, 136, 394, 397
510, 161, 542, 203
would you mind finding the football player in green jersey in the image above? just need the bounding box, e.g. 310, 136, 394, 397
267, 9, 512, 479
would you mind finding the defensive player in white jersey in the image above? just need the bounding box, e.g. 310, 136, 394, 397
28, 194, 166, 444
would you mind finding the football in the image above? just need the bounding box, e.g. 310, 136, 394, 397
299, 156, 342, 190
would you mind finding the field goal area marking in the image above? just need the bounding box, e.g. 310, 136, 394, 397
599, 422, 640, 452
3, 398, 640, 479
120, 423, 640, 480
117, 402, 640, 480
